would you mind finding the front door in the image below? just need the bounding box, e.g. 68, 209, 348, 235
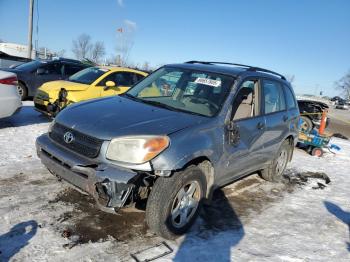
220, 79, 266, 185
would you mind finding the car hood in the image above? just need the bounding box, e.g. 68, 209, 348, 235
55, 96, 208, 140
40, 80, 90, 92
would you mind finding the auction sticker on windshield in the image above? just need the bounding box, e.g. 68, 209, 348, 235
194, 78, 221, 87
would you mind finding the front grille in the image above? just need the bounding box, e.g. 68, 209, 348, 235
49, 122, 103, 158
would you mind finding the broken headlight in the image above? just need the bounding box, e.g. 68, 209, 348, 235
106, 136, 170, 164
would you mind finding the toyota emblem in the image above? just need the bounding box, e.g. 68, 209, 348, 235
63, 131, 74, 144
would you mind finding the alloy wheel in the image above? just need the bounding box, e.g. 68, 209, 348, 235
171, 181, 201, 228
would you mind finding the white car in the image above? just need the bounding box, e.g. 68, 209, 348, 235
0, 70, 22, 118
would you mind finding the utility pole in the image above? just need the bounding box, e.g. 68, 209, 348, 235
27, 0, 34, 59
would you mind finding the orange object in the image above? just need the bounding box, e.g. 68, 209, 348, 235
319, 110, 327, 135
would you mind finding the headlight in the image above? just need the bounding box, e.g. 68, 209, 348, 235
106, 136, 170, 164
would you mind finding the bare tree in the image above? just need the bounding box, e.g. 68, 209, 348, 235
56, 49, 66, 57
90, 41, 106, 63
72, 34, 92, 60
336, 70, 350, 99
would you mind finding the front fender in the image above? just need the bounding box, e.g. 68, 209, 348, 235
151, 123, 223, 172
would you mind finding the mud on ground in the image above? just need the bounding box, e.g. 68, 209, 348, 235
49, 170, 330, 246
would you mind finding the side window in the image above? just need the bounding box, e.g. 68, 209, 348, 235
40, 63, 62, 75
98, 72, 139, 87
97, 72, 116, 86
115, 72, 134, 86
135, 73, 146, 82
232, 80, 259, 120
263, 80, 286, 114
284, 85, 297, 109
65, 64, 85, 76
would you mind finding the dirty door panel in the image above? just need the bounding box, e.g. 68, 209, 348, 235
219, 79, 266, 185
221, 116, 266, 185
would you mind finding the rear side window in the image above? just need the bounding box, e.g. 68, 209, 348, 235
40, 63, 63, 75
284, 85, 297, 109
263, 80, 286, 114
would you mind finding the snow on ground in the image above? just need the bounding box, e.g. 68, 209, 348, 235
0, 102, 350, 261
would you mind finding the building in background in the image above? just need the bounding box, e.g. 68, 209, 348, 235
0, 42, 55, 68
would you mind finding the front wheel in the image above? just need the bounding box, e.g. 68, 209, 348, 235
145, 166, 207, 239
261, 140, 292, 182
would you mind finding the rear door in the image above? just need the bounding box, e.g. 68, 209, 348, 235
220, 78, 267, 184
260, 79, 289, 160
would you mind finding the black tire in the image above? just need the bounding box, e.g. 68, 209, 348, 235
300, 116, 314, 132
260, 140, 292, 182
146, 165, 207, 239
17, 82, 28, 100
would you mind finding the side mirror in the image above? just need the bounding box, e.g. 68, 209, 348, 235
104, 81, 116, 90
106, 81, 116, 87
36, 68, 46, 75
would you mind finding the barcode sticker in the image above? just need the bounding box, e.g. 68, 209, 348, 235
194, 78, 221, 87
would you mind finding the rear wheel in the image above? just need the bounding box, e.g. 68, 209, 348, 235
261, 140, 292, 182
17, 82, 28, 100
145, 166, 206, 239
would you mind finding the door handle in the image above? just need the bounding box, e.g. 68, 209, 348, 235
283, 115, 288, 122
257, 122, 265, 129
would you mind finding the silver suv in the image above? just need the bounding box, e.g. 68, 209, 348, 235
36, 61, 299, 239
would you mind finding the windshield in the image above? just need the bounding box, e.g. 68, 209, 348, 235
68, 67, 108, 85
126, 67, 234, 117
15, 60, 42, 71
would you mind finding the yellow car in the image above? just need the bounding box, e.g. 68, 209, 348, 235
34, 66, 148, 116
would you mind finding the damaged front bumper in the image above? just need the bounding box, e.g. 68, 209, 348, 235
36, 134, 138, 213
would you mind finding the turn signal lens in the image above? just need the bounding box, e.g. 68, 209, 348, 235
143, 137, 170, 161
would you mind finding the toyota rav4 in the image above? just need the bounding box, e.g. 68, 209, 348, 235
36, 61, 299, 239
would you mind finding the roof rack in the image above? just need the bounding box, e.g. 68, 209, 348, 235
185, 61, 286, 80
